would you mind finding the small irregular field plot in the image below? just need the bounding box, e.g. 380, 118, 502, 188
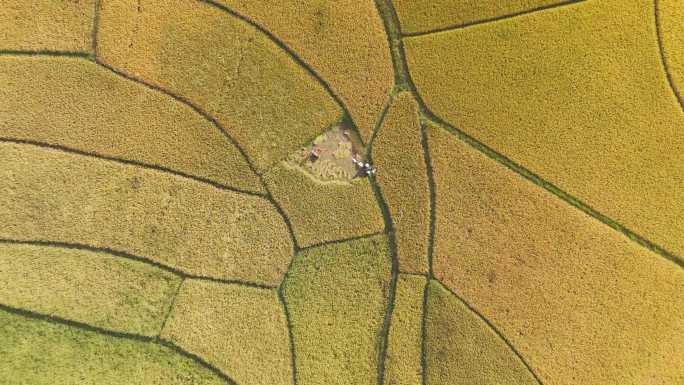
1, 0, 683, 384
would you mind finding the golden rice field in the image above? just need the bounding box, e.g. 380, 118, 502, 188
1, 1, 682, 384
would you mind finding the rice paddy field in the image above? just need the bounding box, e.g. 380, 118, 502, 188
1, 1, 682, 384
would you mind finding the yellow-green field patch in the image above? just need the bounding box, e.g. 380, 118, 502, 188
0, 142, 292, 285
282, 235, 392, 385
216, 0, 393, 140
97, 0, 341, 171
394, 0, 574, 34
384, 274, 426, 385
0, 309, 225, 385
0, 56, 262, 194
264, 162, 384, 247
427, 124, 684, 385
0, 1, 95, 53
161, 280, 292, 385
426, 280, 538, 385
659, 0, 684, 102
372, 92, 430, 274
0, 243, 179, 337
406, 0, 684, 257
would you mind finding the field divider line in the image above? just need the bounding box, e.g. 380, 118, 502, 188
276, 288, 299, 385
363, 103, 400, 385
92, 0, 101, 55
0, 239, 277, 289
403, 0, 589, 38
376, 0, 683, 268
92, 59, 301, 256
419, 278, 430, 385
433, 279, 546, 385
197, 0, 360, 145
0, 303, 240, 384
0, 137, 266, 198
0, 50, 92, 58
654, 0, 684, 111
419, 123, 437, 278
157, 278, 185, 337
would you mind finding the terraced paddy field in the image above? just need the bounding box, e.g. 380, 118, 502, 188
1, 1, 682, 384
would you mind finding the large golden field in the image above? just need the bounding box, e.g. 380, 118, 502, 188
1, 1, 682, 384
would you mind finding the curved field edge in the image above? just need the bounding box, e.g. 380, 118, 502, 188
0, 141, 293, 285
0, 242, 180, 337
373, 0, 684, 267
94, 0, 341, 172
0, 307, 235, 385
0, 54, 264, 195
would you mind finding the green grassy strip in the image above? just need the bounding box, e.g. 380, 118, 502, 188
364, 106, 399, 385
277, 289, 298, 385
373, 0, 410, 91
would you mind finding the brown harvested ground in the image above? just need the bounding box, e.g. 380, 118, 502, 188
216, 0, 394, 140
0, 142, 292, 285
372, 92, 431, 274
282, 235, 392, 385
405, 0, 684, 258
264, 162, 384, 247
287, 123, 364, 182
426, 280, 538, 385
161, 280, 292, 385
0, 56, 263, 194
0, 243, 180, 337
427, 123, 684, 385
0, 0, 95, 53
383, 274, 426, 385
97, 0, 341, 171
393, 0, 572, 34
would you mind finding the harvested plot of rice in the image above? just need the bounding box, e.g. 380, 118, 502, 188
0, 0, 94, 53
425, 279, 538, 385
215, 0, 393, 140
282, 235, 392, 385
97, 0, 341, 171
658, 0, 684, 103
0, 142, 292, 285
0, 309, 225, 385
383, 274, 426, 385
372, 92, 431, 274
264, 162, 384, 247
286, 122, 365, 182
405, 0, 684, 258
427, 124, 684, 385
393, 0, 575, 34
161, 280, 292, 385
0, 56, 262, 194
0, 243, 180, 337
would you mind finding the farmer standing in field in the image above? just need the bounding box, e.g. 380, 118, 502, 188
352, 154, 376, 178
